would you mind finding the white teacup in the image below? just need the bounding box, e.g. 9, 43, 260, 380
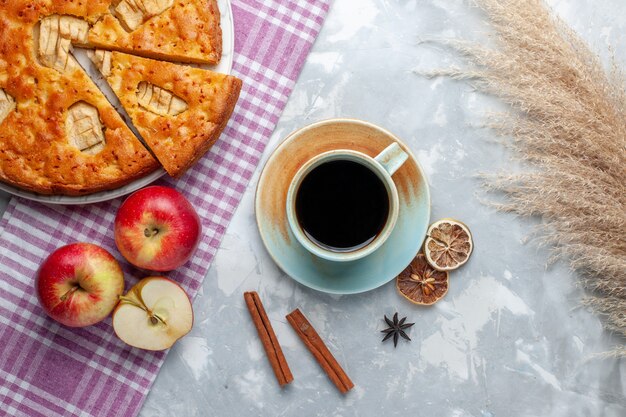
286, 143, 409, 262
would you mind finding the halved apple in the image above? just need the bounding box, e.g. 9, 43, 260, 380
112, 277, 193, 350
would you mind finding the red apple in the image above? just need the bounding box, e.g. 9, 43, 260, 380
36, 243, 125, 327
114, 186, 202, 271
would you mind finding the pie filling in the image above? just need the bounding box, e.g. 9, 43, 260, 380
88, 50, 113, 77
37, 15, 89, 73
114, 0, 175, 32
0, 90, 15, 126
136, 82, 189, 117
66, 102, 106, 155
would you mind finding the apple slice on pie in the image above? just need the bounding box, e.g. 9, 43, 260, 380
91, 50, 242, 177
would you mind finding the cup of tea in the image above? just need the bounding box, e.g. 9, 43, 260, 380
286, 142, 409, 262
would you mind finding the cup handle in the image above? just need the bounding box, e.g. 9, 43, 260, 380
374, 143, 409, 176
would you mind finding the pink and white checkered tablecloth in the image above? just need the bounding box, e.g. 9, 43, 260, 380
0, 1, 330, 416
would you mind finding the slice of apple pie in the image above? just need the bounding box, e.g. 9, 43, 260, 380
91, 50, 241, 177
88, 0, 222, 65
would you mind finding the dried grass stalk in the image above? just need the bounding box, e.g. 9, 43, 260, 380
430, 0, 626, 352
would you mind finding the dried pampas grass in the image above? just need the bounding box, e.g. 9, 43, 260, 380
428, 0, 626, 351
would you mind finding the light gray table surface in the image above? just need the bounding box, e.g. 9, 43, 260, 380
2, 1, 625, 416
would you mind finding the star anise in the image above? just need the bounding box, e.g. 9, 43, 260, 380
381, 312, 414, 347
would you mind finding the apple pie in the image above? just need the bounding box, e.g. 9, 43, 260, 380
91, 50, 241, 177
0, 0, 239, 195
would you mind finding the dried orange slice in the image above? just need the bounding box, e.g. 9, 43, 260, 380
424, 219, 473, 271
396, 253, 449, 305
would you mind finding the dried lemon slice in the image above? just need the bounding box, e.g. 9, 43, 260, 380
424, 219, 473, 271
396, 253, 449, 305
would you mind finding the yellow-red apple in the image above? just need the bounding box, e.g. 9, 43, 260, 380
114, 186, 202, 271
112, 277, 193, 350
36, 243, 125, 327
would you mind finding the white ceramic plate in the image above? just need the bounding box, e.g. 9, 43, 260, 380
0, 0, 235, 205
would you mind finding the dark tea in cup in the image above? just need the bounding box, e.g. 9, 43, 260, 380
295, 159, 390, 252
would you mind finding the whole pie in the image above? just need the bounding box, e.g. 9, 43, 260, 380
0, 0, 240, 195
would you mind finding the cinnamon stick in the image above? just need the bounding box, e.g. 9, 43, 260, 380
286, 308, 354, 394
244, 291, 293, 386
